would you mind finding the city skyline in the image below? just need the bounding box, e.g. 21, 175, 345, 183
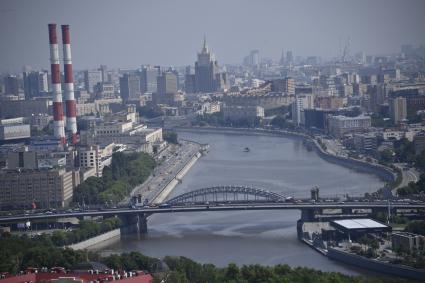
1, 0, 425, 73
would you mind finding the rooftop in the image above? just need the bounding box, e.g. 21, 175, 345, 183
331, 218, 389, 230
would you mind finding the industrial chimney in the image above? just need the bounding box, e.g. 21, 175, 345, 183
48, 23, 66, 145
61, 25, 78, 145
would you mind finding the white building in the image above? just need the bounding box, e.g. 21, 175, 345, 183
78, 145, 103, 177
201, 102, 221, 114
292, 94, 314, 126
0, 118, 31, 141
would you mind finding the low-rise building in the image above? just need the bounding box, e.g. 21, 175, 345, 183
414, 131, 425, 155
0, 99, 51, 118
0, 168, 78, 209
392, 232, 424, 253
353, 133, 378, 152
200, 102, 221, 114
0, 118, 31, 142
222, 105, 264, 121
77, 145, 103, 177
328, 115, 371, 138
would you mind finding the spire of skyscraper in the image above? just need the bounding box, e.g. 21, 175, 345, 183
202, 35, 208, 53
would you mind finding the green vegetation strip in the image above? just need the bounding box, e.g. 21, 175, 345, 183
73, 152, 155, 205
0, 232, 409, 282
51, 218, 121, 246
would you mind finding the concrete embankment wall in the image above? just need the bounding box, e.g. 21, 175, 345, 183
177, 127, 396, 183
307, 139, 396, 182
66, 228, 120, 250
152, 151, 202, 204
327, 247, 425, 281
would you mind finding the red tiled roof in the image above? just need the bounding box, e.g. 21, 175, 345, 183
0, 272, 153, 283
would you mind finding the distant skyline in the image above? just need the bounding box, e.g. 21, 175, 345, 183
1, 0, 425, 73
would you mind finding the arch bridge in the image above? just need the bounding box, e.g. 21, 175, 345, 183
166, 185, 285, 205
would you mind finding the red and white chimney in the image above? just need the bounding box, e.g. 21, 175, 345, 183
61, 25, 78, 145
48, 23, 66, 145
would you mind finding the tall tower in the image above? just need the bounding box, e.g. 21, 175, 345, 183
61, 25, 78, 145
48, 23, 66, 145
195, 36, 218, 93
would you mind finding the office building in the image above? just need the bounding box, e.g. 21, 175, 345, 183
353, 133, 378, 152
389, 97, 407, 124
94, 83, 115, 99
120, 73, 141, 102
286, 51, 294, 64
222, 105, 264, 121
84, 70, 102, 93
328, 115, 371, 137
0, 118, 31, 142
0, 99, 51, 118
157, 71, 178, 95
271, 77, 295, 95
77, 145, 103, 177
4, 75, 19, 95
0, 168, 76, 209
99, 65, 108, 83
303, 109, 337, 130
243, 50, 260, 67
140, 65, 159, 94
7, 150, 38, 169
292, 94, 314, 126
414, 131, 425, 154
23, 71, 49, 99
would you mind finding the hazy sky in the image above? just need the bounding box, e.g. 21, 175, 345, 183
1, 0, 425, 73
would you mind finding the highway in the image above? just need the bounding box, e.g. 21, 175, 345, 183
394, 163, 420, 190
1, 201, 424, 224
122, 140, 201, 205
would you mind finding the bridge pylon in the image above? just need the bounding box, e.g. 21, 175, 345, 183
119, 213, 149, 235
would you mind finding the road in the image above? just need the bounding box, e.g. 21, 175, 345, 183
124, 140, 201, 206
321, 138, 420, 193
1, 201, 424, 223
394, 163, 420, 190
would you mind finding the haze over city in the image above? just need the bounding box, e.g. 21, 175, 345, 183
1, 0, 425, 72
1, 1, 425, 282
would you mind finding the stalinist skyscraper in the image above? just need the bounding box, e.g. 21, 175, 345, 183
194, 36, 227, 93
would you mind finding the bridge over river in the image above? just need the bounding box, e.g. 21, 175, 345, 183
1, 186, 424, 234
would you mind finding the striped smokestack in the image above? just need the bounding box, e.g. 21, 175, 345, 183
61, 24, 78, 145
48, 23, 66, 145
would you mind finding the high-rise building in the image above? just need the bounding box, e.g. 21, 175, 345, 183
23, 71, 49, 99
157, 71, 178, 95
195, 36, 221, 93
185, 65, 196, 94
84, 70, 102, 93
140, 65, 159, 94
286, 51, 294, 65
99, 65, 108, 83
119, 73, 141, 102
389, 97, 407, 124
292, 94, 314, 126
4, 75, 19, 95
243, 50, 260, 67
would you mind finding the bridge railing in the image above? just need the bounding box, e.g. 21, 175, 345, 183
167, 185, 286, 205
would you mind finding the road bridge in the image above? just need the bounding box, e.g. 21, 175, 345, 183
1, 186, 424, 234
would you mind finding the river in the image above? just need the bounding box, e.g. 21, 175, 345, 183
94, 131, 385, 276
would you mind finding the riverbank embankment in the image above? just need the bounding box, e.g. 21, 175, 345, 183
176, 126, 397, 184
66, 228, 120, 250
